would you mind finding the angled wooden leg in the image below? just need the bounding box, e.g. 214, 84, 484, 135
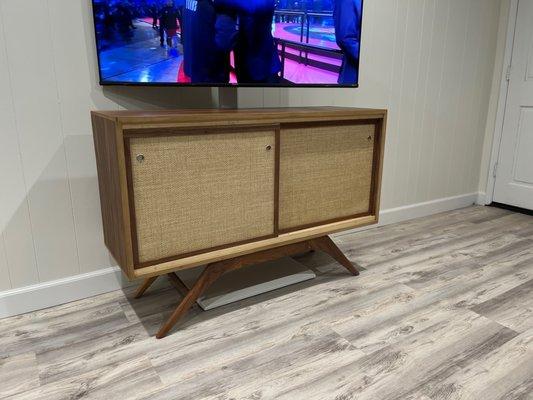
155, 237, 357, 338
134, 276, 159, 299
155, 243, 310, 339
156, 260, 237, 339
309, 236, 359, 276
166, 273, 189, 297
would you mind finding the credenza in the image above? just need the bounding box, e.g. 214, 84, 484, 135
91, 107, 387, 338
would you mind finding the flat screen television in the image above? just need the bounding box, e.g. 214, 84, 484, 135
91, 0, 363, 87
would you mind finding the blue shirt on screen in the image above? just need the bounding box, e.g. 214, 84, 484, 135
182, 0, 230, 83
334, 0, 362, 85
214, 0, 273, 14
215, 0, 280, 84
235, 11, 281, 84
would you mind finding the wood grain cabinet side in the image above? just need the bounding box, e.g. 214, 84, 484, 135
91, 108, 387, 280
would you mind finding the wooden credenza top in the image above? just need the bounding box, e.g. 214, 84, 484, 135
91, 107, 387, 128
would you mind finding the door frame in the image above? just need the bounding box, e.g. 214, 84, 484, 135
484, 0, 520, 205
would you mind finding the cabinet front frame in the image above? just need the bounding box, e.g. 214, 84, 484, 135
123, 124, 281, 269
116, 114, 386, 276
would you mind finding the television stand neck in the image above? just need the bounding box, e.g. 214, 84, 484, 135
216, 87, 239, 109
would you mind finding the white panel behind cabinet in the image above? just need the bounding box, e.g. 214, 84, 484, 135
1, 0, 79, 282
64, 135, 113, 273
0, 10, 26, 234
2, 203, 39, 288
0, 234, 12, 291
0, 6, 40, 288
47, 0, 117, 136
1, 1, 64, 187
527, 31, 533, 82
47, 1, 116, 273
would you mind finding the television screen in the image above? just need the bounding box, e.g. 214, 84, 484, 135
91, 0, 363, 87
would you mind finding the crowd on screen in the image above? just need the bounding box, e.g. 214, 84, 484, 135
93, 0, 361, 85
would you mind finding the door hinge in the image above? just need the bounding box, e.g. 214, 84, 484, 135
493, 162, 499, 178
505, 65, 511, 82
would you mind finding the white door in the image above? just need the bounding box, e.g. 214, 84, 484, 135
494, 0, 533, 210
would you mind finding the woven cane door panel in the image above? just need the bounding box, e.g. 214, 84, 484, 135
129, 131, 276, 265
279, 123, 376, 231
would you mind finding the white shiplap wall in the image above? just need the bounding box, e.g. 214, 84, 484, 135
239, 0, 502, 210
0, 0, 501, 294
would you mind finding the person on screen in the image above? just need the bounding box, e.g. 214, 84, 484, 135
115, 2, 136, 41
214, 4, 238, 54
159, 1, 180, 47
333, 0, 362, 85
215, 0, 281, 84
101, 3, 115, 41
181, 0, 231, 83
235, 13, 281, 84
149, 3, 159, 29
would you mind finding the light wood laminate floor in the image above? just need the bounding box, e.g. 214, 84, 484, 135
1, 206, 532, 400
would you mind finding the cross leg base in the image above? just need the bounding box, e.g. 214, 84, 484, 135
132, 236, 358, 339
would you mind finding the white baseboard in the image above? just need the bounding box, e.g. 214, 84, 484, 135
0, 192, 482, 319
379, 192, 479, 226
334, 192, 480, 237
0, 267, 136, 319
476, 191, 490, 206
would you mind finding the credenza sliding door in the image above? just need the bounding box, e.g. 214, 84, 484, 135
126, 127, 278, 267
279, 121, 379, 232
